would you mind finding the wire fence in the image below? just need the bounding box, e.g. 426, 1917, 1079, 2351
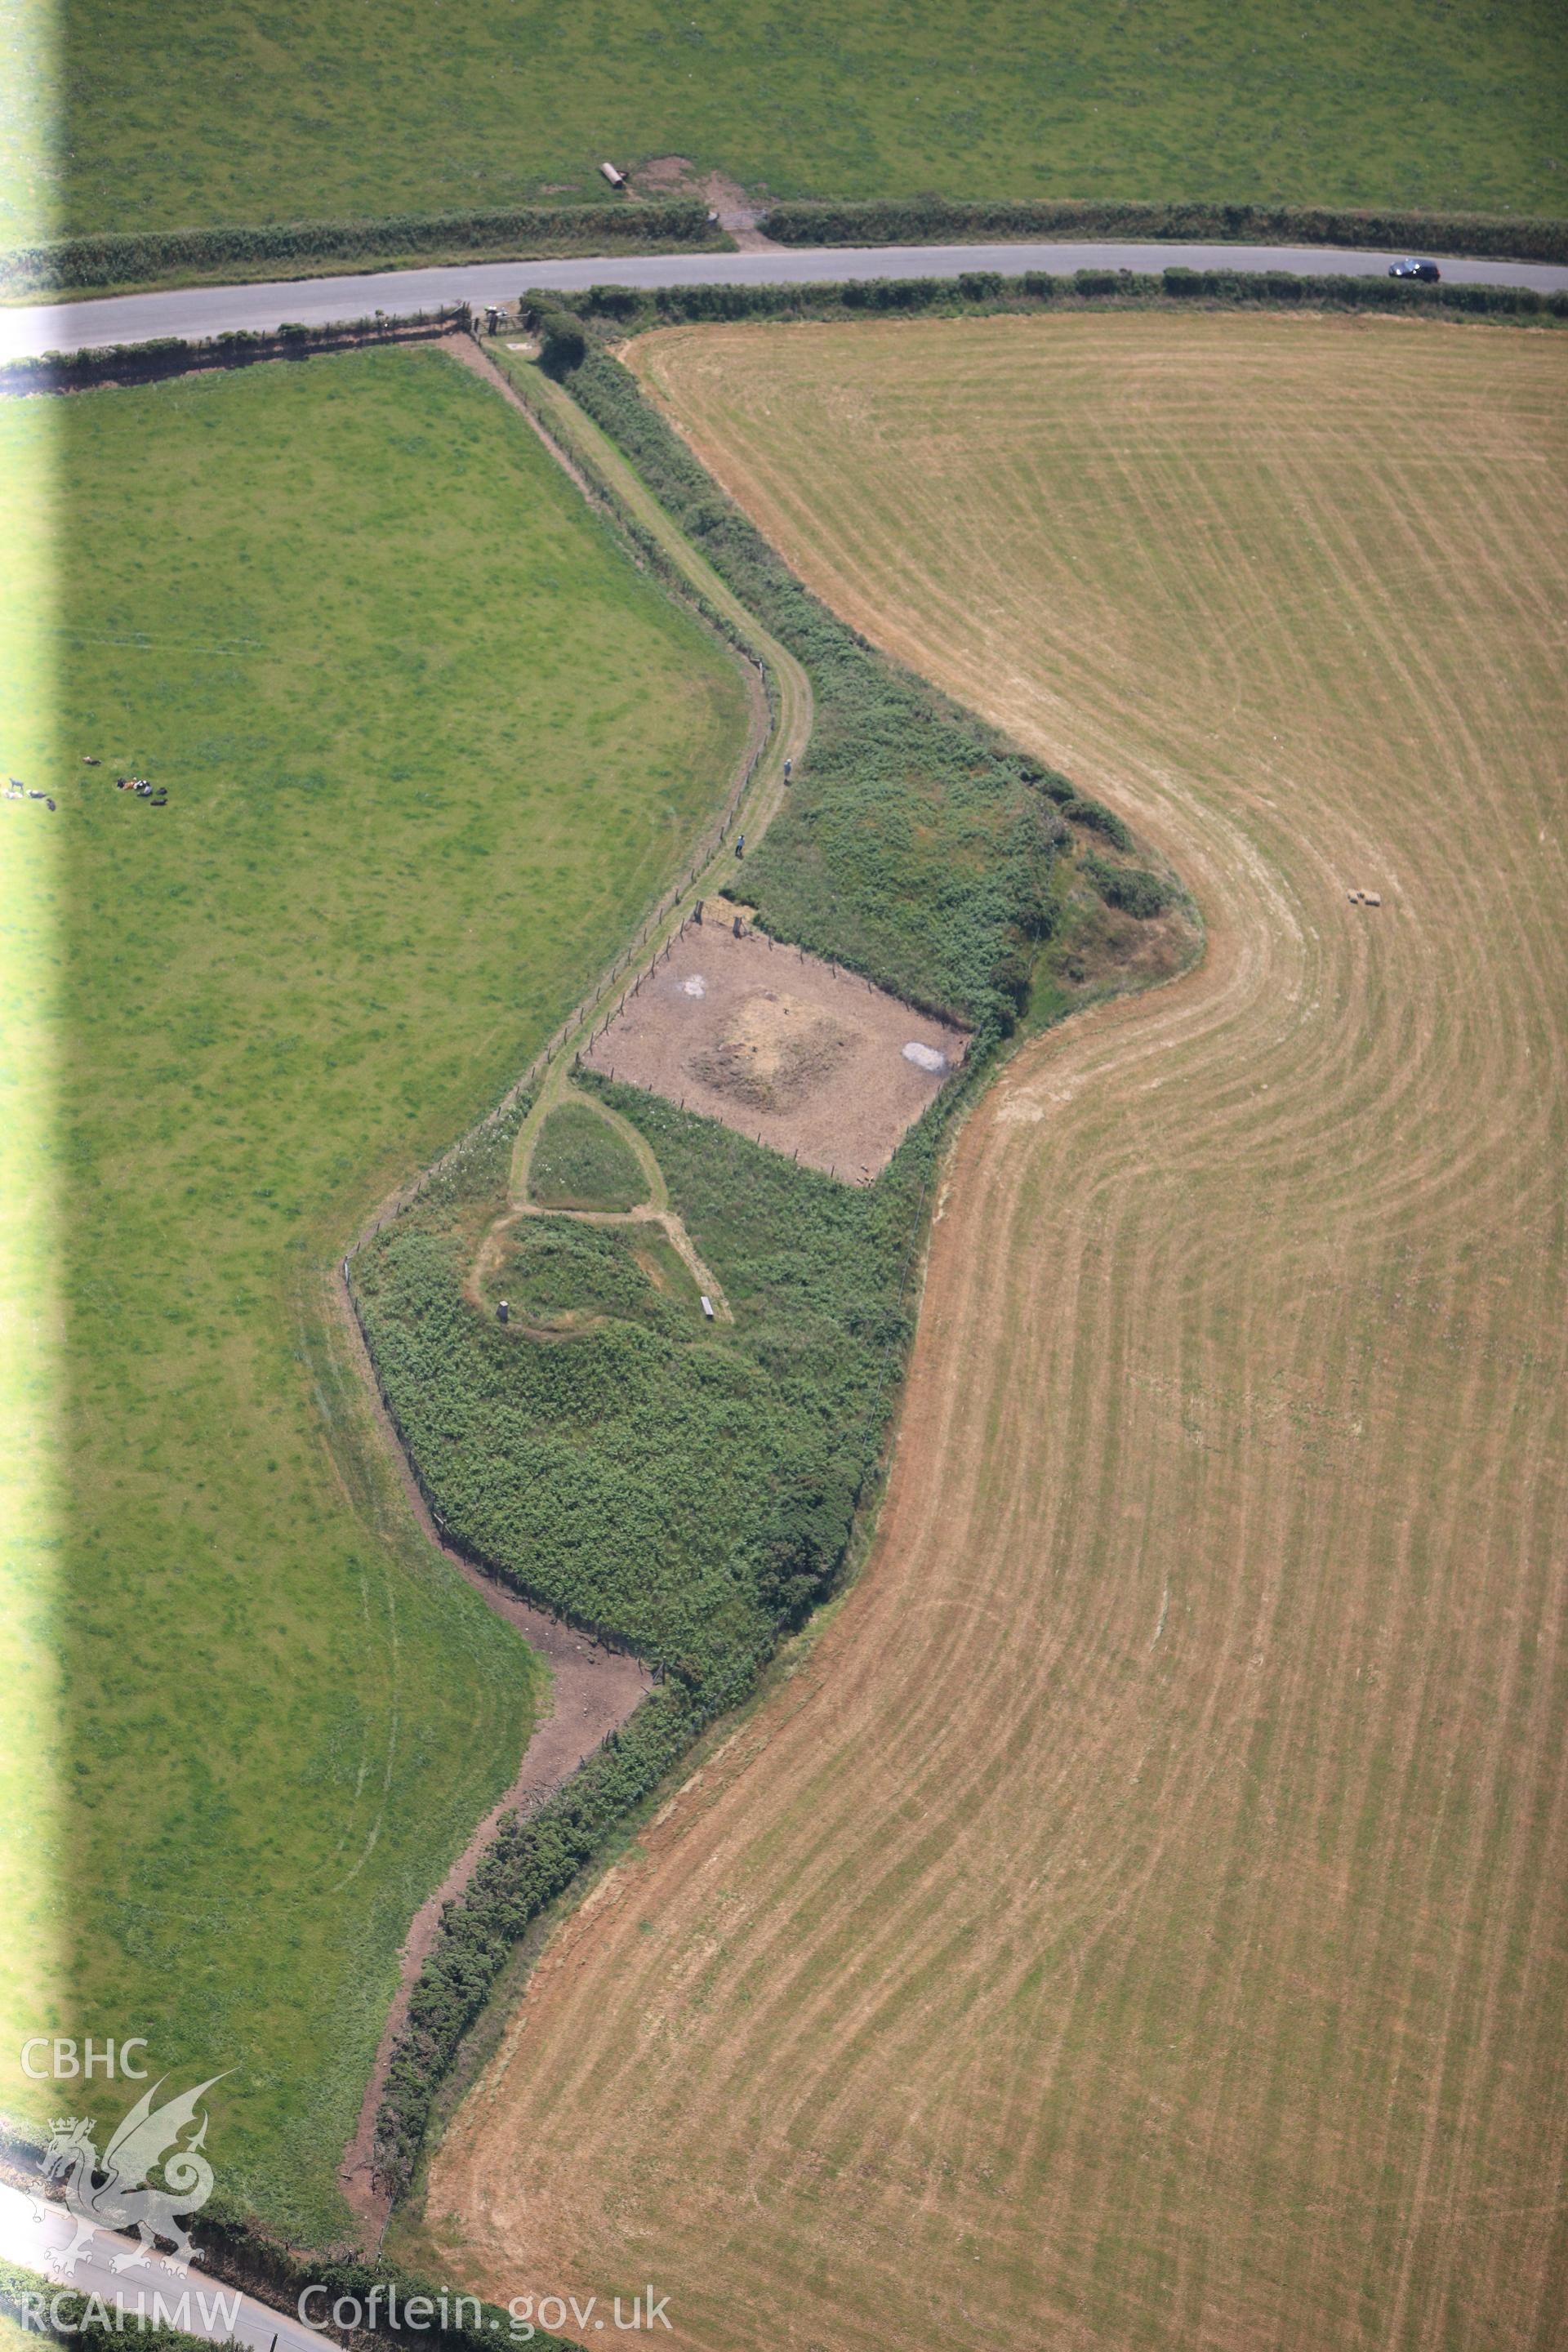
345, 653, 778, 1258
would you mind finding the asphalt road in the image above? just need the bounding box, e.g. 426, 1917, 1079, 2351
0, 2180, 319, 2352
4, 239, 1565, 362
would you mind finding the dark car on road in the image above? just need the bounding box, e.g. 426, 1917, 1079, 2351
1389, 258, 1441, 281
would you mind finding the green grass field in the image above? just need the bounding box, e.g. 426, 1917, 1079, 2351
7, 0, 1563, 247
0, 342, 747, 2237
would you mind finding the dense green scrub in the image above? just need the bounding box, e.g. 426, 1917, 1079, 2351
527, 1101, 646, 1211
528, 336, 1056, 1034
0, 344, 747, 2236
359, 1076, 923, 1669
358, 1071, 933, 2180
11, 0, 1564, 246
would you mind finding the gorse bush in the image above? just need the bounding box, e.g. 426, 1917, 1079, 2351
532, 302, 590, 377
1031, 768, 1135, 850
1083, 853, 1174, 919
757, 196, 1568, 267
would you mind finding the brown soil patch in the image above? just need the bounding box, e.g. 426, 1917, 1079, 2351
583, 916, 966, 1180
629, 158, 778, 247
692, 988, 853, 1108
424, 316, 1568, 2350
634, 153, 698, 191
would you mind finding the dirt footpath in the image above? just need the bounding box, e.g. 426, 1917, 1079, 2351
584, 915, 967, 1181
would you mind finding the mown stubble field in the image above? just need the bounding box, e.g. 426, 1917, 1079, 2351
424, 314, 1568, 2348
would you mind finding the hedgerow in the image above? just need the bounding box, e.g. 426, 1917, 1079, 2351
558, 269, 1568, 341
756, 196, 1568, 267
0, 311, 461, 399
0, 199, 713, 297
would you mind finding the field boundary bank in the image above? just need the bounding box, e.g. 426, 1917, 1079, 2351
757, 195, 1568, 266
0, 199, 719, 300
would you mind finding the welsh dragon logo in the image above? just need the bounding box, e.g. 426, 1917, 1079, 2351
42, 2075, 229, 2276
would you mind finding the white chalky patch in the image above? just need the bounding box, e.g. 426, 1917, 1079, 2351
902, 1040, 946, 1072
681, 975, 706, 998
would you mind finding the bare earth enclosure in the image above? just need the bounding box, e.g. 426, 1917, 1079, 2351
582, 913, 967, 1180
420, 315, 1568, 2350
